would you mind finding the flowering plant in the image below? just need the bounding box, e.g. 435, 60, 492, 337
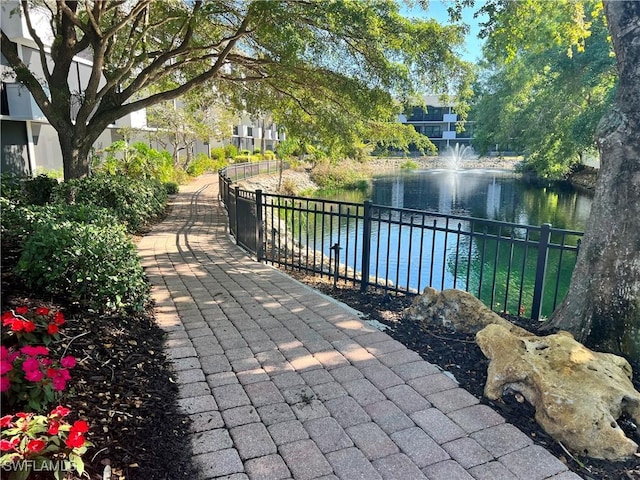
0, 406, 92, 480
2, 307, 66, 346
1, 345, 77, 411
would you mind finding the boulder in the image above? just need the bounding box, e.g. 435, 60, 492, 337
476, 323, 640, 460
404, 287, 530, 336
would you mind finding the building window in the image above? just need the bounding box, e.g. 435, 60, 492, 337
233, 125, 239, 135
1, 83, 9, 116
415, 125, 442, 138
246, 127, 253, 137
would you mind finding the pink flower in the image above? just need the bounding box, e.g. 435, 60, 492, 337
22, 357, 41, 372
0, 376, 10, 392
0, 346, 7, 359
25, 369, 44, 382
60, 356, 76, 369
0, 359, 12, 375
35, 307, 50, 316
51, 376, 67, 391
21, 345, 49, 357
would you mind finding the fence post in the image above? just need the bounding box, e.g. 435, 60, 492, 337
255, 190, 264, 261
360, 201, 373, 292
531, 223, 551, 320
234, 186, 240, 240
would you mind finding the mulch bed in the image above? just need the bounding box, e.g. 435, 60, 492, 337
286, 271, 640, 480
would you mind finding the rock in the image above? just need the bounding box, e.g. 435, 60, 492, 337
404, 287, 531, 336
476, 323, 640, 460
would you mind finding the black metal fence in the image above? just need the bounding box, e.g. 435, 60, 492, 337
219, 164, 583, 320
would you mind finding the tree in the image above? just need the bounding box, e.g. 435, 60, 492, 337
470, 0, 616, 178
545, 1, 640, 359
1, 0, 471, 181
467, 0, 639, 358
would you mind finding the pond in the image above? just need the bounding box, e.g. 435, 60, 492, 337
301, 168, 593, 317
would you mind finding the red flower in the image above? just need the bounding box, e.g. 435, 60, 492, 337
26, 439, 46, 453
65, 431, 86, 449
2, 312, 15, 326
71, 420, 89, 433
0, 438, 18, 451
10, 319, 25, 332
23, 321, 36, 333
53, 312, 65, 325
47, 323, 59, 335
47, 420, 60, 435
0, 415, 13, 428
21, 345, 49, 357
50, 406, 71, 418
60, 356, 76, 369
15, 306, 28, 315
35, 307, 50, 316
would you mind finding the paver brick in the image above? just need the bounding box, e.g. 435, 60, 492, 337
212, 383, 251, 410
330, 365, 364, 384
426, 387, 479, 413
391, 361, 440, 381
245, 380, 285, 407
291, 399, 330, 422
279, 439, 333, 480
189, 410, 224, 433
342, 378, 386, 406
499, 445, 568, 480
178, 381, 211, 399
377, 349, 422, 367
312, 381, 348, 401
442, 437, 494, 469
363, 400, 414, 434
447, 404, 505, 434
176, 368, 206, 385
300, 369, 334, 386
167, 345, 197, 359
245, 454, 291, 480
345, 422, 399, 460
326, 447, 382, 480
270, 371, 306, 389
304, 417, 353, 453
360, 364, 404, 389
408, 373, 458, 396
225, 347, 254, 361
324, 396, 371, 428
200, 354, 232, 375
372, 453, 427, 480
421, 459, 475, 480
178, 395, 218, 415
221, 405, 260, 428
171, 356, 201, 372
383, 384, 431, 414
313, 350, 350, 370
410, 408, 466, 444
191, 428, 233, 455
468, 461, 518, 480
206, 371, 239, 387
267, 420, 309, 446
230, 422, 277, 460
193, 448, 243, 479
281, 384, 317, 405
390, 427, 450, 468
236, 368, 270, 385
257, 402, 296, 426
470, 423, 533, 458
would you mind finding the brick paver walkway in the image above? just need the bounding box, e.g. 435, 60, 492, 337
137, 174, 581, 480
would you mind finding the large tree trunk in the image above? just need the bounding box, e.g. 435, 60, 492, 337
546, 1, 640, 359
59, 127, 96, 181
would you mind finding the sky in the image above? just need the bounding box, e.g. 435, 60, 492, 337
401, 1, 488, 63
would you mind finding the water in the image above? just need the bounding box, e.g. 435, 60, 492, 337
370, 169, 592, 231
289, 168, 593, 317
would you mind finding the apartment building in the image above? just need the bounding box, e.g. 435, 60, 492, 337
399, 95, 474, 153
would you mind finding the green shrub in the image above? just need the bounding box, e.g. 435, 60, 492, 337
264, 150, 276, 161
52, 174, 167, 233
400, 160, 419, 170
210, 147, 226, 161
23, 175, 59, 205
239, 149, 251, 155
253, 148, 262, 155
224, 144, 238, 158
310, 162, 372, 191
233, 154, 261, 163
1, 174, 27, 203
17, 220, 149, 312
186, 154, 216, 177
164, 182, 180, 195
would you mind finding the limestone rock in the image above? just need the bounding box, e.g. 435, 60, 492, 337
476, 323, 640, 460
404, 287, 530, 336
